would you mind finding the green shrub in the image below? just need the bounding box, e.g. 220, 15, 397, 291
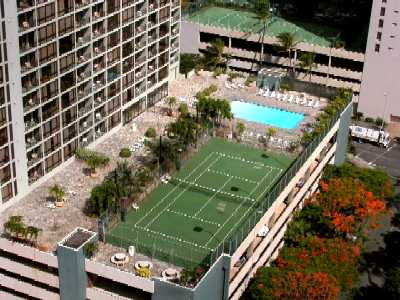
213, 67, 225, 77
364, 117, 374, 123
375, 117, 387, 128
119, 148, 131, 158
75, 147, 109, 169
145, 127, 157, 138
245, 75, 256, 86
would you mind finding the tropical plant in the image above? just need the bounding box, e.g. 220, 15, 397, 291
75, 148, 109, 176
298, 52, 317, 82
83, 242, 98, 258
277, 31, 298, 72
145, 127, 157, 138
166, 96, 177, 116
26, 226, 42, 244
178, 103, 189, 117
136, 167, 153, 187
253, 0, 271, 68
3, 216, 41, 244
265, 127, 277, 146
235, 122, 245, 140
204, 38, 230, 70
49, 184, 65, 203
179, 53, 201, 77
375, 117, 387, 128
245, 75, 256, 87
119, 147, 131, 158
167, 116, 198, 148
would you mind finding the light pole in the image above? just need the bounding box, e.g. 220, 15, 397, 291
381, 92, 388, 131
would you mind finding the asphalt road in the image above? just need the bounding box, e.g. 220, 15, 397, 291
353, 141, 400, 179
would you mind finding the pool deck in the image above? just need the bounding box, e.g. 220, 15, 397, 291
169, 71, 327, 146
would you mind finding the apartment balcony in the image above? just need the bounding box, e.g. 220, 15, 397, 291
94, 94, 105, 107
148, 63, 157, 74
76, 11, 91, 29
93, 61, 106, 74
172, 13, 180, 23
77, 84, 92, 100
171, 26, 179, 36
20, 54, 37, 73
79, 119, 93, 134
23, 93, 40, 113
93, 77, 106, 91
148, 32, 158, 44
22, 74, 39, 94
122, 59, 134, 73
171, 0, 179, 9
77, 67, 92, 82
94, 127, 106, 139
135, 82, 146, 96
135, 8, 147, 19
135, 24, 145, 35
93, 25, 105, 38
27, 147, 42, 167
80, 133, 94, 147
76, 31, 91, 47
25, 129, 41, 149
24, 118, 40, 132
77, 49, 91, 65
148, 1, 159, 12
135, 55, 146, 67
94, 109, 105, 123
28, 163, 44, 184
78, 103, 93, 118
17, 0, 34, 12
76, 0, 91, 10
93, 7, 105, 20
18, 13, 35, 32
19, 32, 36, 53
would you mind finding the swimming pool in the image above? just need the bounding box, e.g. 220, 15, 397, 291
231, 101, 304, 129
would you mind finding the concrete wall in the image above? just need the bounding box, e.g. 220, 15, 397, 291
152, 255, 230, 300
335, 103, 352, 165
180, 22, 200, 54
359, 0, 400, 120
57, 246, 87, 300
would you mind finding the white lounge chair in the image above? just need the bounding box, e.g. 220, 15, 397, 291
300, 98, 307, 106
132, 203, 139, 210
277, 93, 283, 101
313, 100, 320, 109
270, 91, 276, 98
307, 100, 314, 107
288, 95, 294, 103
225, 82, 231, 89
230, 83, 237, 89
256, 89, 263, 96
282, 94, 288, 102
295, 96, 301, 104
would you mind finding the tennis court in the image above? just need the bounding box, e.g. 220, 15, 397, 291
188, 7, 338, 47
107, 139, 293, 267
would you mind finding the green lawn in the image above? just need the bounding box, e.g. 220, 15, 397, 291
189, 7, 339, 47
107, 139, 293, 267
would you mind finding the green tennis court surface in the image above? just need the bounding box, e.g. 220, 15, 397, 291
189, 7, 339, 47
107, 139, 293, 267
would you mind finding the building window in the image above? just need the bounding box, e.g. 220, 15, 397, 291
380, 7, 386, 16
37, 3, 55, 25
375, 43, 380, 52
45, 150, 62, 172
378, 19, 384, 28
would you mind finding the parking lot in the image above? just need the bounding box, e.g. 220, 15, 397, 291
353, 141, 400, 179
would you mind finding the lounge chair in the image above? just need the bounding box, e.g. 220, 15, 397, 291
225, 82, 231, 89
256, 89, 263, 96
132, 203, 139, 210
313, 100, 320, 109
277, 93, 283, 101
288, 95, 294, 103
307, 100, 314, 107
295, 96, 301, 104
270, 91, 276, 98
282, 94, 288, 102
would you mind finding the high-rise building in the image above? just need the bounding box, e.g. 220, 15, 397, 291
359, 0, 400, 122
0, 0, 180, 206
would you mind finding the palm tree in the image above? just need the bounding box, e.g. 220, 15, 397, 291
236, 122, 245, 141
277, 32, 298, 73
166, 96, 177, 116
298, 52, 317, 82
49, 184, 65, 206
204, 38, 229, 70
26, 226, 42, 245
253, 0, 271, 69
265, 127, 277, 146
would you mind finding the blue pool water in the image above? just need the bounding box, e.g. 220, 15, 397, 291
231, 101, 304, 129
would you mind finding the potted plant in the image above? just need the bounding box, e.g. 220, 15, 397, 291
49, 184, 65, 207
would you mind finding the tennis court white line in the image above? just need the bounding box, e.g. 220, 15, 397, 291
194, 177, 233, 217
135, 151, 215, 227
143, 155, 221, 229
166, 209, 221, 227
215, 151, 282, 171
205, 167, 274, 247
207, 168, 258, 184
210, 168, 284, 249
173, 177, 255, 202
134, 225, 213, 251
